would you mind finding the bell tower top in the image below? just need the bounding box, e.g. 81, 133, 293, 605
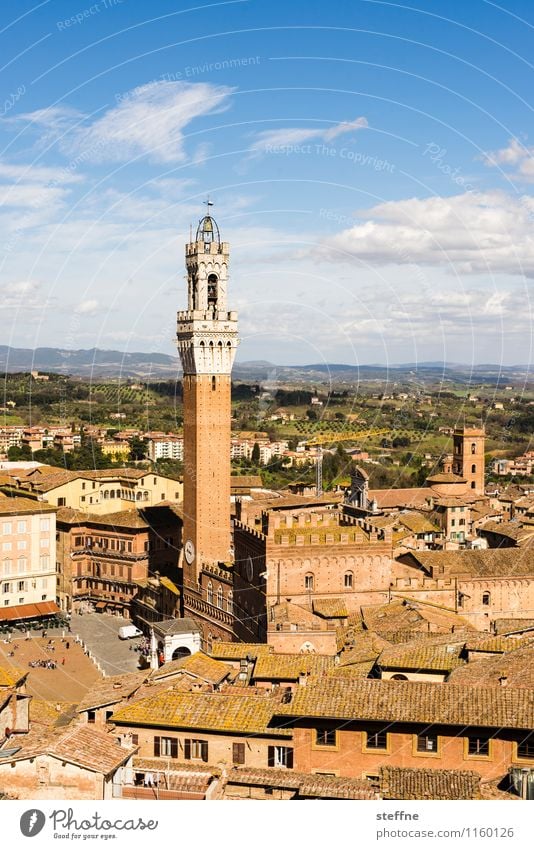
185, 199, 231, 314
196, 198, 221, 245
178, 200, 238, 376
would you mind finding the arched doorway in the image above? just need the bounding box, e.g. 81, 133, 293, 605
172, 646, 191, 661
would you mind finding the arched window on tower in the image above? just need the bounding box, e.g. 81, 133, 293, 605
482, 591, 491, 606
471, 482, 476, 489
304, 573, 314, 591
207, 273, 218, 309
471, 464, 476, 474
212, 376, 216, 391
471, 443, 477, 454
344, 571, 353, 589
216, 586, 223, 609
227, 591, 233, 615
207, 581, 213, 605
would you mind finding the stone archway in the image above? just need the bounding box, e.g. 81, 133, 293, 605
172, 646, 191, 660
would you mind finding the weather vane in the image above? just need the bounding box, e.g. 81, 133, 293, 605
204, 196, 214, 211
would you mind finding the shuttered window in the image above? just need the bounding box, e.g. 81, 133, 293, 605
233, 742, 245, 765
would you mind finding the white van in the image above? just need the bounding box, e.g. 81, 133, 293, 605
118, 625, 143, 640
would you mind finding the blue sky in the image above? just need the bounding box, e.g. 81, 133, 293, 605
1, 0, 534, 366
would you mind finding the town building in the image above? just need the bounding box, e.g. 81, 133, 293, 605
5, 466, 183, 514
56, 503, 182, 616
233, 497, 394, 645
0, 495, 59, 627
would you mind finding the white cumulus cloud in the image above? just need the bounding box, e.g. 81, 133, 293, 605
249, 116, 368, 154
313, 191, 534, 277
483, 138, 534, 182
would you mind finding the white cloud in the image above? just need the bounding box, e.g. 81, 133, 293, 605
249, 116, 368, 154
75, 299, 99, 315
0, 162, 81, 184
0, 183, 68, 209
56, 81, 234, 165
4, 279, 47, 311
483, 138, 534, 182
313, 191, 534, 277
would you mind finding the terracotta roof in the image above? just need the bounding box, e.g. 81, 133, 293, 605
112, 690, 291, 736
397, 512, 440, 535
426, 473, 467, 484
276, 678, 534, 729
448, 644, 534, 689
132, 757, 216, 774
465, 635, 534, 654
230, 475, 263, 488
77, 673, 146, 712
131, 758, 215, 793
338, 632, 389, 666
479, 521, 534, 545
82, 468, 146, 481
494, 619, 534, 635
328, 661, 375, 679
312, 597, 348, 619
152, 618, 201, 636
479, 779, 519, 801
3, 725, 134, 774
369, 488, 431, 510
57, 507, 149, 529
30, 700, 76, 728
0, 496, 56, 515
252, 653, 334, 681
151, 652, 232, 686
380, 766, 480, 800
403, 548, 534, 579
0, 666, 27, 687
268, 602, 320, 627
226, 768, 378, 799
361, 598, 474, 642
209, 642, 273, 660
377, 642, 465, 673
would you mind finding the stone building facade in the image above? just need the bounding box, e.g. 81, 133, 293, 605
233, 503, 393, 644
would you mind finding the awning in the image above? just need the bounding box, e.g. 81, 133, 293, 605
0, 601, 60, 622
95, 602, 107, 609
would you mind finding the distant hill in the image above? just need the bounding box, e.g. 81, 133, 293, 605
0, 346, 179, 378
0, 346, 531, 384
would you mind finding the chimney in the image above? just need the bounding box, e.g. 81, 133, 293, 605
499, 676, 508, 687
298, 671, 308, 687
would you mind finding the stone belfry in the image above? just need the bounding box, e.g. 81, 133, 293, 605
177, 202, 239, 589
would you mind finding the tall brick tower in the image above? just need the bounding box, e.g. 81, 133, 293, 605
177, 204, 239, 593
452, 426, 485, 495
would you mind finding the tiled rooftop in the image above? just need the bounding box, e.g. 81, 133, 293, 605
0, 495, 56, 515
226, 768, 378, 799
448, 644, 534, 689
112, 689, 291, 736
312, 597, 348, 619
0, 666, 26, 687
209, 642, 273, 660
3, 725, 134, 774
77, 672, 146, 712
380, 766, 480, 800
252, 653, 334, 681
276, 677, 534, 729
406, 549, 534, 578
151, 652, 232, 685
377, 642, 465, 673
